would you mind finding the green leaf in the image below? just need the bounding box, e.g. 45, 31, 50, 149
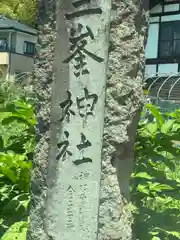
166, 231, 180, 238
132, 172, 153, 180
1, 221, 28, 240
0, 184, 12, 201
148, 183, 174, 192
0, 166, 17, 183
146, 122, 158, 135
0, 104, 16, 113
2, 115, 33, 126
146, 104, 165, 126
137, 184, 150, 194
2, 193, 30, 215
161, 119, 174, 134
153, 228, 180, 239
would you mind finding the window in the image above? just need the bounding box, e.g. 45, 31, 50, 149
159, 21, 180, 58
0, 39, 8, 51
24, 41, 35, 55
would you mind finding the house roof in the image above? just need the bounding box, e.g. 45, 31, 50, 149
0, 16, 37, 35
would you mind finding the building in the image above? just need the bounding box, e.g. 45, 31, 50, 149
145, 0, 180, 103
0, 16, 37, 80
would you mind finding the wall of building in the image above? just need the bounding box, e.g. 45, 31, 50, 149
10, 53, 35, 74
15, 32, 37, 54
145, 2, 180, 77
11, 32, 17, 52
0, 26, 37, 80
0, 32, 9, 40
0, 52, 9, 65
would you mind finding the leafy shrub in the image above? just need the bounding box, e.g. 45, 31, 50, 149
1, 80, 180, 240
132, 104, 180, 240
0, 82, 36, 239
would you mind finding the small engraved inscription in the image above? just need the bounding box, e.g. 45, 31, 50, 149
65, 185, 75, 230
78, 184, 89, 229
73, 171, 90, 180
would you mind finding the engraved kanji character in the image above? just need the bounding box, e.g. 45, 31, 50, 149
63, 24, 104, 77
56, 131, 72, 161
73, 157, 92, 165
77, 133, 92, 150
59, 91, 75, 122
76, 88, 98, 118
73, 133, 92, 165
65, 0, 102, 20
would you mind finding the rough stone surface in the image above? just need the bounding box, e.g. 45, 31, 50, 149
27, 0, 56, 239
28, 0, 111, 239
98, 0, 149, 239
28, 0, 150, 240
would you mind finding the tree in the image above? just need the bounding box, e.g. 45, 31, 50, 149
0, 0, 37, 26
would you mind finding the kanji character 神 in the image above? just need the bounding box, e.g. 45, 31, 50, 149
76, 87, 98, 119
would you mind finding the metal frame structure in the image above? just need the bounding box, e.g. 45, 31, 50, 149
145, 73, 180, 113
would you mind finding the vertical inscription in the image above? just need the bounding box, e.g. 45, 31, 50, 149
78, 184, 88, 228
46, 0, 110, 239
63, 1, 104, 77
65, 185, 76, 230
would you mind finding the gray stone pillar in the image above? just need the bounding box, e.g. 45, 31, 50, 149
28, 0, 111, 240
28, 0, 149, 240
45, 1, 111, 239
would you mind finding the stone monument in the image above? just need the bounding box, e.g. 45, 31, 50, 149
28, 0, 149, 239
45, 0, 111, 239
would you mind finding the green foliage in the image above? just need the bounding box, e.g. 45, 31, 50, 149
132, 104, 180, 240
0, 0, 37, 26
0, 79, 180, 240
0, 82, 35, 239
1, 221, 28, 240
